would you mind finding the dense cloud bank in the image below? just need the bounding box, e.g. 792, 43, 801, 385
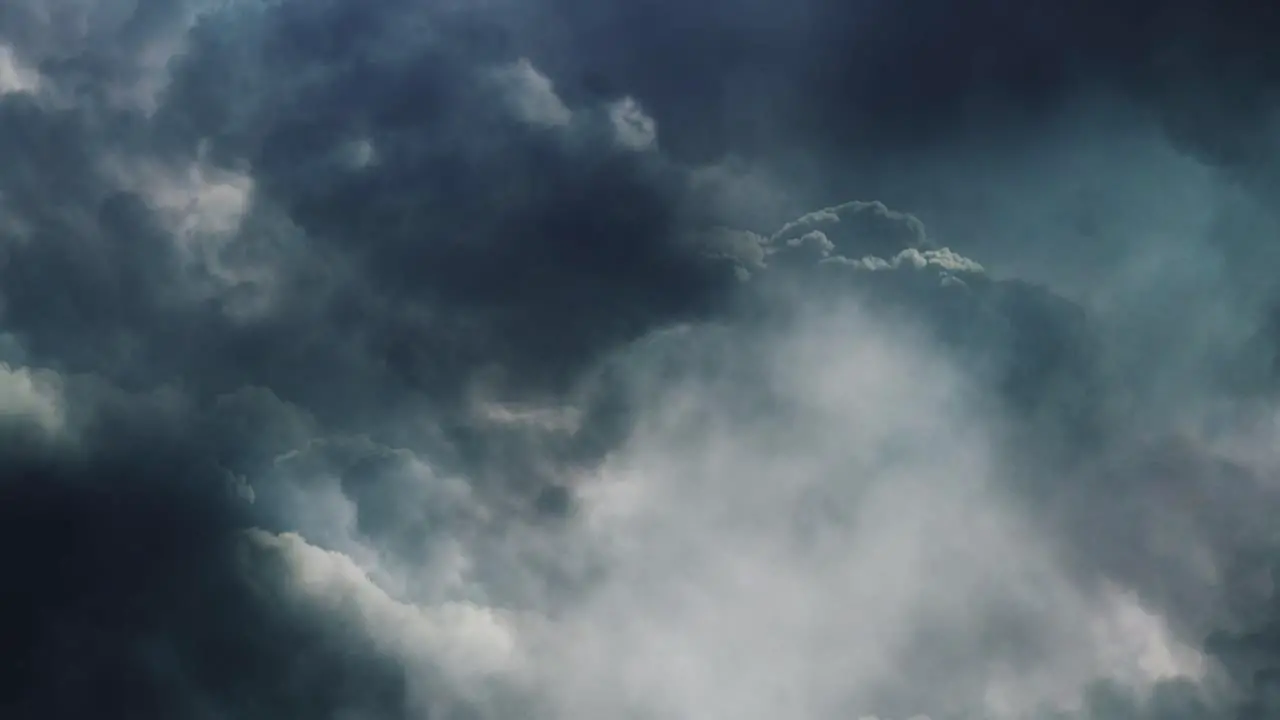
5, 1, 1280, 719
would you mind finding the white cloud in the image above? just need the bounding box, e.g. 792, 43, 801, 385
336, 137, 378, 170
1090, 583, 1205, 684
0, 0, 228, 113
0, 44, 41, 96
244, 529, 523, 693
770, 200, 930, 252
269, 299, 1206, 719
525, 304, 1206, 720
788, 229, 836, 254
530, 309, 1014, 718
830, 246, 986, 274
696, 226, 769, 274
608, 96, 657, 151
489, 58, 573, 128
103, 144, 287, 317
248, 294, 1208, 719
265, 435, 496, 602
121, 155, 254, 240
0, 362, 64, 436
473, 401, 582, 434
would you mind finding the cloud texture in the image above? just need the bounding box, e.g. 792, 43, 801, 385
5, 1, 1280, 719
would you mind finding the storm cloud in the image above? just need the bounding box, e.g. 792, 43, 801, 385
5, 1, 1280, 719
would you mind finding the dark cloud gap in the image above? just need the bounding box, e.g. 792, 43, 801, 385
0, 486, 410, 720
0, 386, 410, 720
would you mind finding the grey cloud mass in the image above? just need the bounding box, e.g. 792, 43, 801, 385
4, 1, 1280, 719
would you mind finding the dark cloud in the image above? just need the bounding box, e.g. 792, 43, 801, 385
5, 0, 1280, 719
0, 1, 742, 716
0, 378, 406, 719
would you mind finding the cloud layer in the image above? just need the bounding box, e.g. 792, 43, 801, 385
5, 1, 1280, 719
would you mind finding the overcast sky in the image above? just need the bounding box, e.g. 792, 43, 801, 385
4, 2, 1280, 719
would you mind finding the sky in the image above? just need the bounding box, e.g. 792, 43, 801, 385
3, 1, 1280, 719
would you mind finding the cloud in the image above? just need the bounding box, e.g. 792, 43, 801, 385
0, 44, 39, 96
218, 293, 1221, 720
607, 96, 657, 151
0, 0, 218, 113
104, 141, 259, 299
488, 58, 573, 128
827, 247, 986, 275
771, 200, 933, 256
524, 305, 1128, 720
5, 1, 1280, 719
0, 362, 64, 438
243, 530, 522, 683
